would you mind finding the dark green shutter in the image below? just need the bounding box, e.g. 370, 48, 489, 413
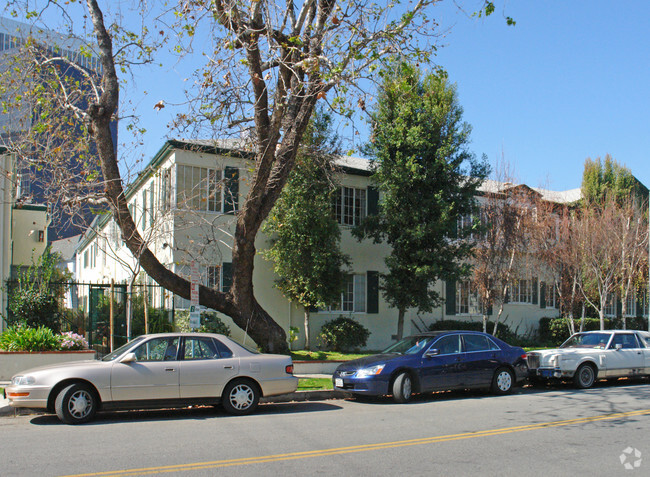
486, 302, 493, 316
367, 187, 379, 216
367, 271, 379, 314
616, 297, 622, 318
221, 262, 232, 292
503, 286, 510, 304
224, 167, 239, 214
540, 282, 546, 309
445, 280, 456, 316
636, 294, 643, 318
532, 277, 538, 305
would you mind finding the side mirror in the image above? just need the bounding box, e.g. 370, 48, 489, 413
120, 352, 137, 363
425, 349, 440, 358
615, 344, 623, 351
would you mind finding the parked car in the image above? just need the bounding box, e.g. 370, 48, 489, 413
332, 331, 528, 403
527, 330, 650, 388
4, 333, 298, 424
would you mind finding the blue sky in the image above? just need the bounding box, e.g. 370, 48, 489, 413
430, 0, 650, 191
127, 1, 650, 192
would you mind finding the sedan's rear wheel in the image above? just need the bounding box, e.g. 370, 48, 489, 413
55, 383, 98, 425
392, 372, 412, 403
491, 367, 515, 394
573, 363, 596, 389
222, 379, 260, 415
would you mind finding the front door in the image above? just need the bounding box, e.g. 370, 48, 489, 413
111, 337, 180, 401
419, 334, 463, 391
604, 333, 644, 377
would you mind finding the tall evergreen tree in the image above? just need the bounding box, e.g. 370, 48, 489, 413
356, 63, 488, 339
263, 109, 350, 350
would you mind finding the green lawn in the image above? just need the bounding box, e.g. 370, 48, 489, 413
297, 378, 333, 391
291, 350, 375, 361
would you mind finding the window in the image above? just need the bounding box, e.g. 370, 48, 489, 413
625, 294, 636, 317
431, 334, 461, 355
160, 168, 172, 211
456, 281, 480, 315
133, 337, 180, 361
207, 266, 221, 290
463, 334, 500, 352
604, 293, 616, 317
547, 282, 558, 309
609, 334, 640, 350
511, 279, 533, 304
176, 165, 223, 212
331, 274, 366, 312
334, 187, 366, 226
183, 337, 220, 360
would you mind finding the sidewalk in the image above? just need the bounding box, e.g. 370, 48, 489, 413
0, 375, 347, 418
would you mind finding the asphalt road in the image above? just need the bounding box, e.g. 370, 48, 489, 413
1, 379, 649, 477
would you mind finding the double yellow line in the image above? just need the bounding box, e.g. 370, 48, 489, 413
65, 408, 650, 476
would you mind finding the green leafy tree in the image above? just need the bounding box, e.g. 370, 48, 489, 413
263, 109, 350, 350
581, 155, 647, 205
356, 62, 488, 339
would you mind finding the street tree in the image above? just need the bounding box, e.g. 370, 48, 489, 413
262, 108, 350, 350
355, 62, 487, 340
581, 155, 646, 206
471, 168, 535, 335
2, 0, 500, 352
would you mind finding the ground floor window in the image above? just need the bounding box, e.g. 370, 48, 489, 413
456, 280, 480, 315
331, 274, 366, 313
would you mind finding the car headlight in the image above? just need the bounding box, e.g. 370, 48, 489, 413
355, 364, 385, 378
11, 375, 35, 386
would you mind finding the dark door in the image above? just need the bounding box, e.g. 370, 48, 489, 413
419, 334, 463, 391
460, 334, 502, 388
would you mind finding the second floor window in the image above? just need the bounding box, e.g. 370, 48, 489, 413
333, 187, 366, 226
176, 165, 223, 212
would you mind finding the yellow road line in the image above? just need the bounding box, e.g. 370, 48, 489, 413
63, 408, 650, 477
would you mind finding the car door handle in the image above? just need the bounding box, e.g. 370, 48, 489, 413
224, 365, 233, 369
165, 368, 175, 372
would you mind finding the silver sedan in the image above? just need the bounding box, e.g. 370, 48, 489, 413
5, 333, 298, 424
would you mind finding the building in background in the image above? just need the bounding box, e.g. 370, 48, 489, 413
0, 16, 115, 241
0, 146, 49, 332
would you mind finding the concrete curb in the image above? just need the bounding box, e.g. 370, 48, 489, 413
0, 389, 350, 418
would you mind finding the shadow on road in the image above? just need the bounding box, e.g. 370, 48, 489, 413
27, 400, 343, 426
340, 376, 650, 407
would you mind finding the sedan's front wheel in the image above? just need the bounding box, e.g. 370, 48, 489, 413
573, 364, 596, 389
392, 372, 412, 403
55, 383, 98, 425
222, 379, 260, 415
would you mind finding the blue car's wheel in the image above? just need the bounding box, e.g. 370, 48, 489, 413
491, 367, 514, 394
392, 372, 412, 403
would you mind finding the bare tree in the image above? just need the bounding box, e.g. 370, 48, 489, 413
576, 197, 624, 330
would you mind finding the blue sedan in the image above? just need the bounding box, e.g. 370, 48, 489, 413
332, 331, 528, 403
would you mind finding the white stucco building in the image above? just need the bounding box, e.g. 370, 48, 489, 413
73, 140, 585, 349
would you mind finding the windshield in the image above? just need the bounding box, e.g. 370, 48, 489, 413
382, 335, 435, 355
560, 333, 612, 349
101, 336, 146, 361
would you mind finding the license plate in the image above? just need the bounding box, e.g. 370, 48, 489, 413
335, 378, 343, 388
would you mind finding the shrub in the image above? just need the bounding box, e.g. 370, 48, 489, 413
318, 316, 370, 352
428, 319, 517, 343
174, 310, 231, 336
0, 325, 61, 352
538, 316, 647, 346
58, 331, 89, 350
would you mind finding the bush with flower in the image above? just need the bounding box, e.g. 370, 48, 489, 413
0, 325, 89, 351
57, 331, 89, 350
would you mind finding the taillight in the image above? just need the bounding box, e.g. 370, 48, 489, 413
285, 364, 294, 375
522, 354, 528, 359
